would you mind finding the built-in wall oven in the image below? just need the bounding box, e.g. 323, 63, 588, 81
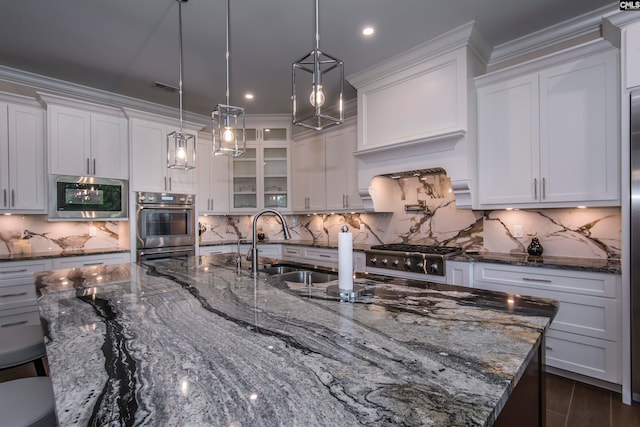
136, 192, 195, 261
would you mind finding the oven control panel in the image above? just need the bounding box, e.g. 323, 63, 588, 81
365, 251, 445, 277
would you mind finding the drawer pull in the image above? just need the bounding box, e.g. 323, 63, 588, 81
522, 277, 552, 283
318, 254, 332, 258
0, 268, 28, 274
2, 320, 28, 328
83, 262, 105, 267
545, 346, 553, 350
1, 292, 28, 298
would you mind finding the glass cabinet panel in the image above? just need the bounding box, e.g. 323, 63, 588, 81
232, 147, 257, 209
263, 147, 288, 208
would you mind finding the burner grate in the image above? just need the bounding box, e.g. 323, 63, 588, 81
369, 244, 462, 255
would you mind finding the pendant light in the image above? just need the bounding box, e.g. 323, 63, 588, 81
212, 0, 246, 157
168, 0, 196, 170
292, 0, 344, 131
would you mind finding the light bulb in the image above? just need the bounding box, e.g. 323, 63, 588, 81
177, 146, 186, 159
222, 127, 235, 143
309, 85, 325, 107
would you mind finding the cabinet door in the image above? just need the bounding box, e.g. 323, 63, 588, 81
477, 74, 540, 205
230, 147, 258, 211
0, 103, 8, 209
197, 138, 230, 213
539, 50, 619, 204
325, 130, 348, 211
291, 139, 310, 211
7, 104, 45, 211
91, 114, 128, 179
306, 137, 326, 212
48, 105, 91, 176
344, 125, 362, 210
262, 146, 288, 209
131, 119, 167, 192
624, 21, 640, 90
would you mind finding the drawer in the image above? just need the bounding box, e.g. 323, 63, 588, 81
545, 330, 620, 384
0, 308, 41, 329
0, 260, 53, 279
282, 245, 303, 259
473, 263, 619, 298
303, 247, 338, 263
256, 244, 282, 259
473, 280, 620, 341
52, 253, 130, 269
0, 283, 37, 310
200, 246, 232, 255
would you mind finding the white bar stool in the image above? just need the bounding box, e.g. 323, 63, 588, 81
0, 325, 57, 426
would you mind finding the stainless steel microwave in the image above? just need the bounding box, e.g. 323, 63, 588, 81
49, 175, 128, 220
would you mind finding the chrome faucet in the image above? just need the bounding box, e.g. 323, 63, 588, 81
251, 209, 291, 275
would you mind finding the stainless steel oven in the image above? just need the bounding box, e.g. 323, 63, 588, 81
136, 192, 195, 261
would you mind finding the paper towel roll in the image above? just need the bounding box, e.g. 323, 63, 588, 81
338, 231, 353, 292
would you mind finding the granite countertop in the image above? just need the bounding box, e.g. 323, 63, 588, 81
35, 254, 557, 426
199, 239, 372, 252
0, 247, 130, 262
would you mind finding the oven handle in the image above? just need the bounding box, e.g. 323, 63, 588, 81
138, 205, 194, 210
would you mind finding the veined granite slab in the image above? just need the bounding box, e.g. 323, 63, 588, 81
0, 247, 130, 262
35, 255, 557, 426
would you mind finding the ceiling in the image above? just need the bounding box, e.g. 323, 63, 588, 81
0, 0, 617, 118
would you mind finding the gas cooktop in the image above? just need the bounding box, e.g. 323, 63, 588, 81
368, 244, 462, 256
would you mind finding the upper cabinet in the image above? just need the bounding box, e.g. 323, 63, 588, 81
292, 119, 362, 213
127, 111, 199, 194
197, 134, 230, 214
476, 44, 619, 208
623, 20, 640, 89
0, 94, 45, 213
40, 94, 128, 180
229, 116, 291, 213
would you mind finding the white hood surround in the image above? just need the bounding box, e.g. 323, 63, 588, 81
347, 22, 491, 211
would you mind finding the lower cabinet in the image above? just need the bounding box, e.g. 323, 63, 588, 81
52, 253, 131, 269
199, 243, 282, 259
473, 263, 621, 384
0, 259, 53, 328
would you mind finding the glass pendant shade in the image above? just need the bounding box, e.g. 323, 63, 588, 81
213, 104, 246, 157
167, 0, 196, 170
292, 0, 344, 131
167, 130, 196, 170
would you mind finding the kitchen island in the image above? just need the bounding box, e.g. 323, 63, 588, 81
35, 254, 557, 426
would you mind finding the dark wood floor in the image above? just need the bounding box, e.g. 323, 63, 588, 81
547, 373, 640, 427
2, 361, 640, 425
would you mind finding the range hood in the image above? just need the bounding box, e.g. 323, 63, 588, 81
347, 22, 490, 212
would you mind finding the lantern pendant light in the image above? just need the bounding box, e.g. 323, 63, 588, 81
168, 0, 196, 170
292, 0, 344, 131
212, 0, 246, 157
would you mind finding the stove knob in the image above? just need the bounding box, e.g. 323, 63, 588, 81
428, 263, 439, 274
392, 260, 399, 267
381, 259, 388, 265
370, 257, 377, 265
417, 262, 424, 271
404, 260, 412, 270
138, 195, 145, 202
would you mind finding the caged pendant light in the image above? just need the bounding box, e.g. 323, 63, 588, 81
167, 0, 197, 170
292, 0, 344, 131
212, 0, 246, 157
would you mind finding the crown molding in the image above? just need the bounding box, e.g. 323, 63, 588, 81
488, 3, 619, 67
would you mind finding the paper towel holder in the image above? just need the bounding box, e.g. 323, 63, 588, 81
326, 283, 367, 301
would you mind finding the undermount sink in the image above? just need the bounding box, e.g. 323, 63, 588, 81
274, 270, 338, 284
262, 265, 299, 275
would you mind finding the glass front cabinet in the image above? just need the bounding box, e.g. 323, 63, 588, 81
230, 118, 291, 213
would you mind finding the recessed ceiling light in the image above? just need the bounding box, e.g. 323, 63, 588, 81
245, 93, 254, 100
362, 27, 374, 36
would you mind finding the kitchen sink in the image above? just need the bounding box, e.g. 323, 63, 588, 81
274, 270, 338, 284
262, 265, 299, 275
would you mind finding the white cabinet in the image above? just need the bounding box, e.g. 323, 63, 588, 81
43, 96, 128, 179
230, 142, 290, 213
473, 263, 621, 384
325, 123, 362, 212
445, 260, 472, 286
623, 21, 640, 89
129, 115, 197, 194
476, 46, 619, 208
0, 96, 45, 213
0, 259, 53, 328
291, 134, 325, 212
51, 253, 130, 269
197, 134, 229, 214
292, 119, 362, 213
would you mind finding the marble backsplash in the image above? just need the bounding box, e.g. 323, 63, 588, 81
0, 215, 127, 256
0, 174, 621, 260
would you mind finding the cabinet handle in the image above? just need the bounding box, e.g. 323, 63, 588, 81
11, 189, 15, 207
93, 158, 97, 176
542, 177, 546, 200
0, 268, 28, 274
169, 177, 172, 191
1, 292, 28, 298
318, 254, 332, 258
545, 346, 553, 351
87, 158, 90, 175
164, 177, 167, 191
522, 277, 552, 283
342, 194, 346, 208
82, 262, 104, 267
533, 178, 538, 200
3, 189, 6, 207
346, 195, 349, 208
2, 320, 28, 328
